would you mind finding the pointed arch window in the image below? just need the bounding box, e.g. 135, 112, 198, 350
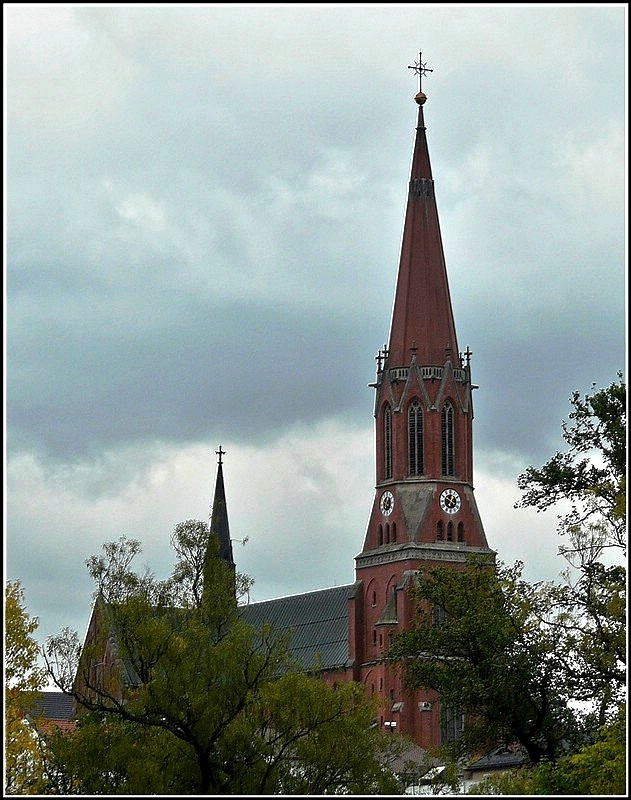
441, 402, 455, 476
384, 405, 392, 479
447, 521, 453, 542
457, 523, 464, 543
436, 520, 444, 541
408, 401, 424, 475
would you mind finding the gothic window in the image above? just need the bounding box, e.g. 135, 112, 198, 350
384, 405, 392, 479
378, 525, 383, 545
372, 591, 376, 607
385, 523, 390, 544
447, 521, 453, 542
457, 522, 464, 542
441, 402, 455, 476
432, 603, 447, 626
437, 520, 444, 541
408, 401, 424, 475
392, 522, 397, 542
441, 703, 464, 744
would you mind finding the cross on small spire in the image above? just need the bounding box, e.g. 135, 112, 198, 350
408, 51, 433, 93
375, 345, 389, 373
216, 445, 225, 465
464, 345, 473, 366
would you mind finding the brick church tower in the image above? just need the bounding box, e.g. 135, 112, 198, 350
352, 57, 494, 747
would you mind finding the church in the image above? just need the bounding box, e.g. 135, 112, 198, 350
210, 62, 494, 752
76, 58, 495, 755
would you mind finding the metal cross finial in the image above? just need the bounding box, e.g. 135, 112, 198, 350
216, 445, 225, 465
464, 345, 473, 366
375, 345, 389, 373
408, 51, 433, 93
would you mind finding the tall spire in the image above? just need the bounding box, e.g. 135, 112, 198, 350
387, 54, 460, 369
209, 446, 235, 570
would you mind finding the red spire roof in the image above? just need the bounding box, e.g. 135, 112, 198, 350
386, 93, 460, 369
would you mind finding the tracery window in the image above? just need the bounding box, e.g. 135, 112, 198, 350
441, 402, 455, 476
384, 405, 392, 479
441, 703, 464, 744
408, 401, 424, 475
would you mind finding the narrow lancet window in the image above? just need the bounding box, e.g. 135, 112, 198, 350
408, 401, 424, 475
441, 402, 455, 476
384, 405, 392, 479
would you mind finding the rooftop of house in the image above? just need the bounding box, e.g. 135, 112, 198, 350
25, 691, 77, 732
465, 745, 528, 774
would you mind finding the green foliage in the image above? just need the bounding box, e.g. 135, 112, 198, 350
517, 376, 626, 726
469, 705, 626, 795
516, 373, 626, 551
5, 580, 47, 794
387, 557, 579, 765
43, 524, 402, 794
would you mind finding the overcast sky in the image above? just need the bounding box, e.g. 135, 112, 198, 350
5, 5, 627, 664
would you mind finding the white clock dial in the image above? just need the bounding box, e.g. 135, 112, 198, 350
380, 491, 394, 516
440, 488, 461, 515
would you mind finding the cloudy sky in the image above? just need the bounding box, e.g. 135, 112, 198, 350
5, 5, 626, 662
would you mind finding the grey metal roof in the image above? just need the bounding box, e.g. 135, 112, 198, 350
240, 584, 354, 671
466, 746, 528, 772
27, 691, 75, 721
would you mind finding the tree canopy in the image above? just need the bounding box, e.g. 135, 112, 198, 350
5, 580, 48, 794
43, 521, 403, 794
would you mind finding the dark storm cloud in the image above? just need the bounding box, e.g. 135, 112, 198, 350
8, 297, 377, 460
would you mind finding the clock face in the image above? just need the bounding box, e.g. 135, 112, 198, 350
380, 491, 395, 516
440, 488, 461, 515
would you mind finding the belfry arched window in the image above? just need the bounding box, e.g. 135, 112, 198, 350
437, 520, 444, 541
441, 402, 455, 476
384, 405, 392, 479
408, 401, 424, 475
457, 523, 464, 543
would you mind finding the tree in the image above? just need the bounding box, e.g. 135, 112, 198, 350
44, 523, 402, 794
516, 373, 626, 554
469, 704, 626, 795
387, 557, 581, 766
5, 580, 47, 794
516, 376, 626, 724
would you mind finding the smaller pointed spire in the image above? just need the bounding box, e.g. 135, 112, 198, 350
210, 446, 235, 570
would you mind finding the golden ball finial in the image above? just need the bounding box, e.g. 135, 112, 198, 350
414, 91, 427, 105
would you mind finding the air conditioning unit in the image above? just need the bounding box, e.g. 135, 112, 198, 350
418, 701, 432, 711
